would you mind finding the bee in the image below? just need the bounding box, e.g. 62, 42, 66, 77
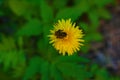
55, 29, 67, 39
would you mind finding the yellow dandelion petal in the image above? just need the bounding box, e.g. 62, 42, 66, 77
48, 19, 84, 56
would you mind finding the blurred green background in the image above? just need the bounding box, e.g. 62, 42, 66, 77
0, 0, 120, 80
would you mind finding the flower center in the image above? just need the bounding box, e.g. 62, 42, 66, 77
55, 29, 67, 39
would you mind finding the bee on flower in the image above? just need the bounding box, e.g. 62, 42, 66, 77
48, 19, 84, 56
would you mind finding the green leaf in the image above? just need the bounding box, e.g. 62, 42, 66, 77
0, 37, 26, 71
8, 0, 45, 19
95, 68, 110, 80
17, 19, 42, 36
84, 32, 93, 42
56, 56, 89, 63
92, 32, 103, 42
12, 50, 26, 68
8, 0, 29, 16
40, 0, 53, 23
98, 8, 111, 19
2, 52, 12, 70
57, 63, 79, 77
57, 62, 90, 79
88, 10, 99, 28
84, 32, 103, 42
50, 64, 63, 80
40, 61, 49, 80
27, 0, 41, 5
80, 44, 90, 54
79, 22, 89, 32
53, 0, 68, 10
0, 36, 16, 51
1, 50, 25, 71
42, 24, 53, 49
13, 66, 25, 78
17, 37, 23, 49
0, 52, 3, 63
37, 38, 46, 54
0, 11, 3, 16
55, 7, 82, 21
94, 0, 113, 7
75, 0, 89, 12
23, 57, 43, 80
11, 51, 19, 69
90, 64, 99, 74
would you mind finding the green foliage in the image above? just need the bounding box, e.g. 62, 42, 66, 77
40, 0, 53, 23
80, 22, 103, 53
0, 36, 26, 73
23, 55, 90, 80
17, 19, 42, 36
0, 0, 116, 80
75, 0, 90, 13
76, 0, 113, 53
40, 61, 49, 80
56, 56, 89, 63
55, 56, 90, 80
55, 7, 82, 21
8, 0, 30, 16
98, 8, 111, 19
95, 68, 110, 80
50, 64, 63, 80
93, 0, 113, 7
53, 0, 68, 10
23, 57, 43, 80
88, 10, 99, 27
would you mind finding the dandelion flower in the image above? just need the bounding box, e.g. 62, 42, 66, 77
48, 19, 84, 56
